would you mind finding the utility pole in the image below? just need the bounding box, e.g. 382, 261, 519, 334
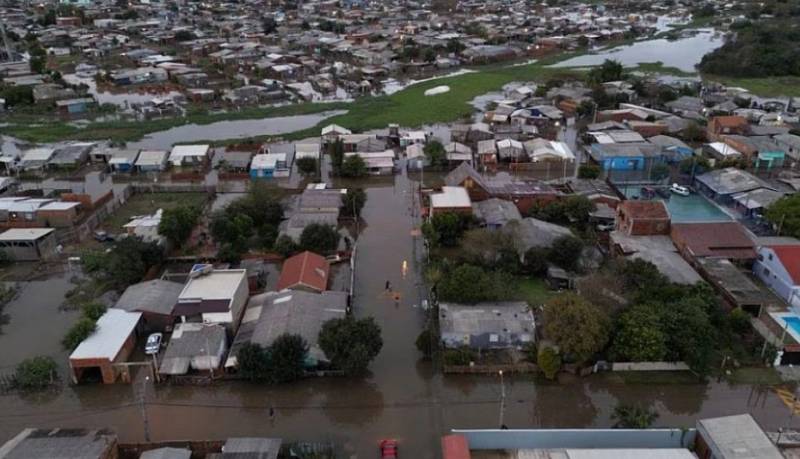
498, 370, 506, 429
139, 376, 151, 443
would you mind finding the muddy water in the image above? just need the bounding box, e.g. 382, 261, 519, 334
126, 111, 346, 151
0, 168, 794, 457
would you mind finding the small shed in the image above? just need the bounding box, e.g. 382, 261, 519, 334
108, 149, 140, 172
135, 150, 169, 172
69, 309, 141, 384
0, 228, 57, 261
158, 322, 227, 376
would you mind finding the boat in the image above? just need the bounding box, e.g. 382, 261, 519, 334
670, 183, 690, 196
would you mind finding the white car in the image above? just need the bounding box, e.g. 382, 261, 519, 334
670, 183, 690, 196
144, 333, 163, 355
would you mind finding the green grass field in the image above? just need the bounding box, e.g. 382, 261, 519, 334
703, 75, 800, 98
514, 277, 559, 306
102, 192, 209, 231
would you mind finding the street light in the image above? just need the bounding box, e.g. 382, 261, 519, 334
498, 370, 506, 429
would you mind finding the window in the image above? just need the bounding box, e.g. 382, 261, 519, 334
768, 253, 773, 261
763, 267, 771, 277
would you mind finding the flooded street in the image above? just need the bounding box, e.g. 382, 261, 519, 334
0, 166, 794, 457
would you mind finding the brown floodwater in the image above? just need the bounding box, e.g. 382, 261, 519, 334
0, 164, 793, 458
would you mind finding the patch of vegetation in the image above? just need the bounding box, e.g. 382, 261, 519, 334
82, 237, 163, 290
299, 223, 340, 255
209, 183, 284, 260
236, 334, 309, 384
102, 192, 208, 231
765, 194, 800, 239
611, 403, 659, 428
318, 317, 383, 376
14, 356, 59, 391
699, 22, 800, 79
158, 204, 202, 247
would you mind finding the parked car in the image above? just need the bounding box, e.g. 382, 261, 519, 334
670, 183, 690, 196
379, 439, 398, 458
145, 333, 163, 355
93, 230, 114, 242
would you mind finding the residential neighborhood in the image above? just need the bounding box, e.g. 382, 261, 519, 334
3, 0, 800, 457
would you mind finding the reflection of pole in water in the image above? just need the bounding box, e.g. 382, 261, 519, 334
498, 370, 506, 428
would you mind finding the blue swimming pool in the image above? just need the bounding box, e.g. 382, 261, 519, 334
663, 194, 731, 223
784, 316, 800, 336
620, 188, 731, 223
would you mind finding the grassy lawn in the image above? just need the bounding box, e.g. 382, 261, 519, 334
102, 192, 209, 232
703, 75, 800, 98
513, 277, 558, 307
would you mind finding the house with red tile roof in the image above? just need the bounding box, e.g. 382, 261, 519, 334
707, 115, 750, 141
276, 251, 329, 293
670, 222, 756, 263
755, 243, 800, 309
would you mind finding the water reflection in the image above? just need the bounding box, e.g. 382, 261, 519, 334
551, 30, 724, 72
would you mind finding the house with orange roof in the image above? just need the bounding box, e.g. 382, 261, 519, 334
276, 251, 330, 293
707, 116, 750, 141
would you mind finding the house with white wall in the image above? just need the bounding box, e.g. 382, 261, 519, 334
754, 244, 800, 310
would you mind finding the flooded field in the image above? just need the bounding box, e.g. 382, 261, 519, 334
552, 29, 725, 72
127, 110, 346, 150
0, 165, 794, 458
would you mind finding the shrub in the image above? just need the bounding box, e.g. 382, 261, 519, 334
578, 164, 600, 179
296, 156, 318, 176
415, 328, 434, 359
537, 346, 561, 379
443, 346, 475, 366
14, 356, 58, 390
80, 302, 106, 322
299, 223, 340, 254
319, 317, 383, 376
62, 318, 97, 351
729, 307, 752, 335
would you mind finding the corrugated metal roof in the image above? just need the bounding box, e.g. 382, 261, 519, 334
69, 310, 141, 361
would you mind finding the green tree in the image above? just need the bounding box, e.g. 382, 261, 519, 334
82, 237, 163, 290
538, 346, 562, 380
611, 403, 659, 428
340, 155, 368, 178
616, 258, 668, 293
14, 356, 58, 391
236, 342, 271, 381
523, 247, 550, 276
269, 334, 308, 383
729, 307, 752, 335
578, 164, 601, 179
437, 264, 502, 304
612, 304, 667, 361
296, 156, 318, 176
547, 235, 583, 271
330, 138, 345, 172
62, 318, 97, 350
341, 188, 367, 218
766, 194, 800, 239
587, 59, 624, 85
299, 223, 339, 254
0, 85, 34, 107
318, 317, 383, 376
543, 294, 609, 362
274, 235, 298, 257
158, 205, 200, 247
422, 212, 468, 247
210, 211, 253, 245
423, 140, 448, 169
415, 328, 434, 359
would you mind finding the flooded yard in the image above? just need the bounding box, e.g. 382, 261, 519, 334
0, 272, 80, 370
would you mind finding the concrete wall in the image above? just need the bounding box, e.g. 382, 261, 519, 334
453, 429, 697, 450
